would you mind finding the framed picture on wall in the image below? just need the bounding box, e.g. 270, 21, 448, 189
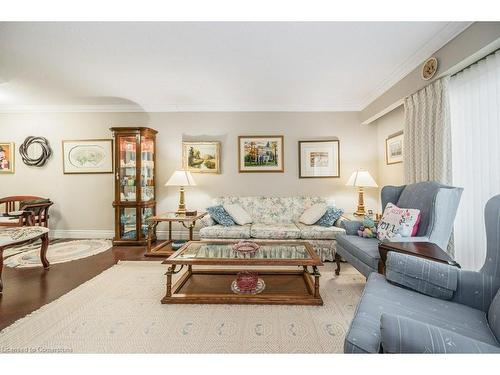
182, 141, 221, 174
298, 140, 340, 178
0, 142, 15, 174
238, 135, 284, 173
62, 139, 114, 174
385, 131, 403, 165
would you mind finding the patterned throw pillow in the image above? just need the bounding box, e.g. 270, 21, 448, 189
315, 206, 344, 227
377, 203, 421, 241
206, 205, 236, 226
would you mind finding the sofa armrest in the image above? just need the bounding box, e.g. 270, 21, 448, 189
199, 215, 216, 228
339, 220, 362, 235
380, 314, 500, 353
386, 252, 458, 300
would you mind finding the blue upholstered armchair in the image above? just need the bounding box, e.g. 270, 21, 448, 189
344, 195, 500, 353
335, 181, 463, 277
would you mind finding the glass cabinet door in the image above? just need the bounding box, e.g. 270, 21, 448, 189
118, 136, 137, 202
140, 136, 155, 202
120, 207, 137, 240
140, 206, 155, 239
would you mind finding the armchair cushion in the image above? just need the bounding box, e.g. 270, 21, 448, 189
345, 273, 497, 353
489, 289, 500, 342
380, 314, 500, 353
386, 252, 458, 300
335, 234, 380, 270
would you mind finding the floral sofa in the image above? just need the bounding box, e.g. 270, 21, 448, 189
199, 196, 345, 261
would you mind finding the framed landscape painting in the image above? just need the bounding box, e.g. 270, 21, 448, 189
62, 139, 113, 174
238, 135, 284, 173
299, 140, 340, 178
386, 131, 403, 165
0, 142, 15, 174
182, 141, 220, 174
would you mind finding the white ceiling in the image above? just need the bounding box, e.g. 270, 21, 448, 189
0, 22, 471, 112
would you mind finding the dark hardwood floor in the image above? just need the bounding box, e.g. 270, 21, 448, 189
0, 243, 164, 331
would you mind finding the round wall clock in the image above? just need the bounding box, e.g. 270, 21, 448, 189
421, 57, 438, 81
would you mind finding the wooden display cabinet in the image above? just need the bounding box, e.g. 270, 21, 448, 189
110, 127, 157, 246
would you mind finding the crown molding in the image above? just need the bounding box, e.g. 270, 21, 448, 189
0, 103, 362, 113
359, 21, 473, 110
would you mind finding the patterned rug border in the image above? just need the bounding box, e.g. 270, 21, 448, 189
0, 261, 365, 353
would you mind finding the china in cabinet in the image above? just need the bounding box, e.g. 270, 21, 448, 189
110, 127, 157, 245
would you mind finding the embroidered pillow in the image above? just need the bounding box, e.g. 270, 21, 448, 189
377, 203, 421, 241
299, 204, 328, 225
206, 205, 235, 227
315, 206, 344, 227
223, 203, 252, 225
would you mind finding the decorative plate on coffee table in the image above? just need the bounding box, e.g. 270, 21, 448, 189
231, 278, 266, 294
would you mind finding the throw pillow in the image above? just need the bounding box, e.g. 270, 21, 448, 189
377, 203, 421, 241
223, 203, 252, 225
299, 203, 328, 225
19, 198, 51, 216
206, 205, 236, 227
315, 206, 344, 227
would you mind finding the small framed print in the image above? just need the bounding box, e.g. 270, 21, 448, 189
299, 140, 340, 178
238, 135, 284, 173
0, 142, 15, 174
182, 141, 221, 174
62, 139, 114, 174
385, 131, 403, 165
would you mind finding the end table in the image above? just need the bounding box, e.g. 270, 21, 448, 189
144, 212, 206, 257
378, 241, 460, 274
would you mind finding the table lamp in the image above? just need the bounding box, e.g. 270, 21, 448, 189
346, 170, 378, 216
165, 170, 196, 215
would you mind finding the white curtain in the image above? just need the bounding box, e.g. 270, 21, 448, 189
450, 50, 500, 271
404, 77, 452, 185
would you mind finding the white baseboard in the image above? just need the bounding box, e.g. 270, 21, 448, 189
50, 229, 200, 241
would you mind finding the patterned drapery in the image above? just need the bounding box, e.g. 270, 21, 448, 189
403, 77, 452, 185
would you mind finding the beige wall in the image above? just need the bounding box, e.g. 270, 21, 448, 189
361, 22, 500, 124
375, 106, 405, 196
0, 111, 380, 235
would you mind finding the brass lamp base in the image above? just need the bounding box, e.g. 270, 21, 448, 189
353, 187, 366, 217
176, 186, 187, 216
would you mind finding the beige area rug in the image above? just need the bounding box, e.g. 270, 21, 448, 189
0, 261, 365, 353
4, 239, 112, 268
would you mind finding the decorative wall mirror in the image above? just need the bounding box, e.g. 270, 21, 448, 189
19, 136, 52, 167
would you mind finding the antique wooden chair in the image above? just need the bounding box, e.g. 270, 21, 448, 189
0, 196, 53, 227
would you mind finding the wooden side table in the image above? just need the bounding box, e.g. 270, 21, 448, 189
144, 212, 206, 257
378, 241, 460, 274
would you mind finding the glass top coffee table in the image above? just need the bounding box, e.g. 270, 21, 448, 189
162, 241, 324, 305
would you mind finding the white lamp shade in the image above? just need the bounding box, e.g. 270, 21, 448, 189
165, 170, 197, 187
346, 170, 378, 188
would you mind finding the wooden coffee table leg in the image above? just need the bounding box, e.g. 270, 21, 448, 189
166, 265, 174, 298
0, 247, 4, 293
313, 266, 320, 298
334, 253, 341, 275
39, 233, 50, 269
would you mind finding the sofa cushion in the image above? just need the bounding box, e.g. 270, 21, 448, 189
199, 224, 251, 239
213, 196, 328, 224
315, 206, 344, 227
299, 203, 328, 225
336, 234, 380, 270
223, 203, 252, 225
345, 273, 498, 353
297, 223, 345, 240
250, 223, 301, 239
206, 205, 235, 226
